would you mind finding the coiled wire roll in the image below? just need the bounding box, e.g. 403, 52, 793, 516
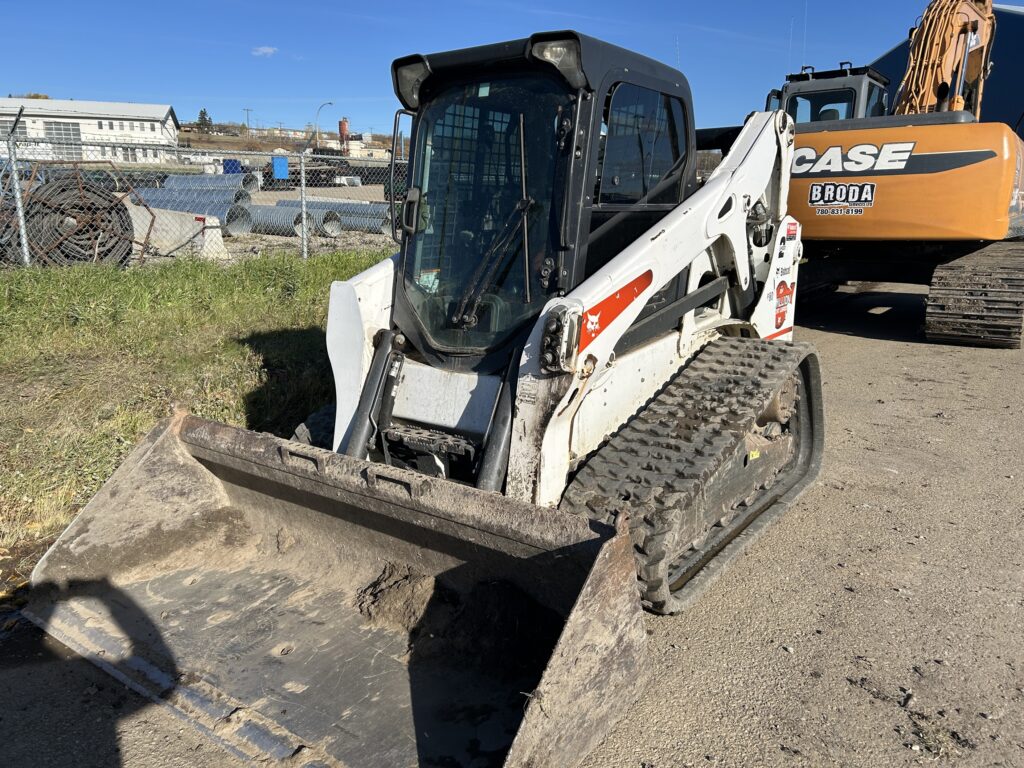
23, 178, 134, 266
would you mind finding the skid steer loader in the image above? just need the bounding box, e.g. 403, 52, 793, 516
26, 32, 824, 768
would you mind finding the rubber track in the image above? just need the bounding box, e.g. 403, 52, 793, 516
925, 241, 1024, 349
559, 336, 813, 614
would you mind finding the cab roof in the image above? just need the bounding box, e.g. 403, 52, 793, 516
786, 66, 890, 86
392, 31, 687, 108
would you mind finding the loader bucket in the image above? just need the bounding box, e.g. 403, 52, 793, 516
26, 412, 647, 768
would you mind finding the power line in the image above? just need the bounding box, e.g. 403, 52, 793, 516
788, 17, 795, 73
801, 0, 809, 67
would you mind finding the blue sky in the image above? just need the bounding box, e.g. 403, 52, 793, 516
5, 1, 1021, 132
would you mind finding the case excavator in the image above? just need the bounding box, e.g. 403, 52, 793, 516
25, 33, 824, 768
762, 0, 1024, 347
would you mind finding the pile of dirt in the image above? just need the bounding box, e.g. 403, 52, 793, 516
355, 562, 441, 635
355, 563, 565, 679
0, 538, 53, 603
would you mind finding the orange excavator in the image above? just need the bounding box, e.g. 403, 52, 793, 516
764, 0, 1024, 347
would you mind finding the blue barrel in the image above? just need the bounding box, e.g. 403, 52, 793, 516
272, 156, 289, 180
223, 159, 243, 175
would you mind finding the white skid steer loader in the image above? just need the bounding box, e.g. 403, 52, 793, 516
27, 32, 824, 768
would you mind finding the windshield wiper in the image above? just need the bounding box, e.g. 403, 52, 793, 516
517, 113, 532, 305
453, 113, 534, 329
452, 196, 533, 328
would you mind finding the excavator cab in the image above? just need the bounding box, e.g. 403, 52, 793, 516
768, 64, 890, 125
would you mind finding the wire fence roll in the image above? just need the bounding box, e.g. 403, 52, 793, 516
20, 178, 135, 266
2, 135, 402, 264
163, 172, 259, 193
0, 201, 20, 264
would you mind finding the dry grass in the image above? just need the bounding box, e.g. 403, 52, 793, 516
0, 250, 387, 580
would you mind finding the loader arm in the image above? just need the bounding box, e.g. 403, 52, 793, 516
509, 110, 801, 505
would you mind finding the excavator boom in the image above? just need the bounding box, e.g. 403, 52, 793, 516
893, 0, 996, 117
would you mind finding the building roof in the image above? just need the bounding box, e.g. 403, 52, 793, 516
0, 98, 179, 128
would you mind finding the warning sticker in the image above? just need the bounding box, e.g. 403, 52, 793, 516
775, 280, 794, 329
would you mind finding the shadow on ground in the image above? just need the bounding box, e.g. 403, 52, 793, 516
0, 581, 175, 768
239, 326, 333, 438
798, 284, 929, 344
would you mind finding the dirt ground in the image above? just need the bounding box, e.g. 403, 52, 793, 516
1, 282, 1022, 767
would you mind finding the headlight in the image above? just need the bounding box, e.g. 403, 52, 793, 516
394, 58, 431, 109
531, 39, 585, 89
540, 305, 581, 374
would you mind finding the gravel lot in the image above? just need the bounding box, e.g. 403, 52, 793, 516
1, 282, 1021, 767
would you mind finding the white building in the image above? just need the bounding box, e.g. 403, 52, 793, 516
0, 98, 179, 164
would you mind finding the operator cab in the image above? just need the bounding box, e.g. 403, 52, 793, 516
378, 32, 704, 485
389, 32, 698, 375
767, 64, 890, 125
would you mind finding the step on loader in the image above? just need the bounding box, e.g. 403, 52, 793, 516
26, 32, 825, 767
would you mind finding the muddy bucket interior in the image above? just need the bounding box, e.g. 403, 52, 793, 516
26, 413, 647, 768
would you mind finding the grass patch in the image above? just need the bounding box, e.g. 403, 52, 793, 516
0, 250, 386, 578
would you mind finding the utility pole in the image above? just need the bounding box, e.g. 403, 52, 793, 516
243, 108, 253, 135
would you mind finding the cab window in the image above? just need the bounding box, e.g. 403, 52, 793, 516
585, 82, 689, 278
595, 82, 687, 206
865, 84, 886, 117
786, 89, 856, 123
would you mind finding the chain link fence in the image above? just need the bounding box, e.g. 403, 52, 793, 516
0, 136, 407, 267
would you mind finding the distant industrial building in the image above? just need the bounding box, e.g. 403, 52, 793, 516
0, 98, 180, 163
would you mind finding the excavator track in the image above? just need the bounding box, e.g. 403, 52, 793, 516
560, 336, 824, 615
925, 241, 1024, 348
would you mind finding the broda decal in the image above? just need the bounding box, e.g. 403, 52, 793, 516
808, 182, 876, 216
